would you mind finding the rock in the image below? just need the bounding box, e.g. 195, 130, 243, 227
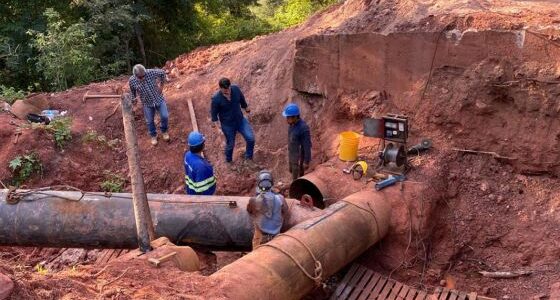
480, 181, 490, 193
0, 272, 14, 299
482, 287, 490, 295
439, 279, 447, 287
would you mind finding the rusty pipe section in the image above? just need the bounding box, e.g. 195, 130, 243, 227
0, 190, 322, 250
290, 166, 366, 208
211, 190, 391, 300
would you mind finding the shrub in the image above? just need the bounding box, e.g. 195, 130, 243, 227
46, 117, 72, 149
82, 130, 120, 150
100, 171, 125, 193
0, 85, 26, 104
9, 152, 43, 187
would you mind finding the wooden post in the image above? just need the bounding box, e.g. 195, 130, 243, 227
121, 93, 155, 252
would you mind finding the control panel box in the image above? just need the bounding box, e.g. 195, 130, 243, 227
383, 115, 408, 143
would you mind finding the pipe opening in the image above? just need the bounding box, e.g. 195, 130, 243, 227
289, 178, 325, 209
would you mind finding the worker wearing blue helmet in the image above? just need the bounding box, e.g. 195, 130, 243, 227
184, 131, 216, 195
283, 103, 312, 181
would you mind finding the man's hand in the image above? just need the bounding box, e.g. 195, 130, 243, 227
211, 121, 220, 131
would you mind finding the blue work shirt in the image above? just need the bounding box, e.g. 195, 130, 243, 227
210, 85, 248, 127
288, 119, 312, 164
184, 151, 216, 195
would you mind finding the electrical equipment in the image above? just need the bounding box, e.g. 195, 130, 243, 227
363, 114, 410, 175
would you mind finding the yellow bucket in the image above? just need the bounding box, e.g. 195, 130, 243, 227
338, 131, 361, 161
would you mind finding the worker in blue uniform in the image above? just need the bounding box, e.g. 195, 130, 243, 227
210, 77, 256, 168
282, 103, 312, 181
184, 131, 216, 195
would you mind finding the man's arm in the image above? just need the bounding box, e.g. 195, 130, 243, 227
129, 80, 137, 102
247, 197, 257, 215
155, 69, 166, 90
280, 195, 290, 220
210, 96, 220, 123
238, 87, 249, 111
302, 126, 312, 166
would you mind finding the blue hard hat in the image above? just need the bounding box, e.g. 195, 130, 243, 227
282, 103, 300, 117
187, 131, 205, 147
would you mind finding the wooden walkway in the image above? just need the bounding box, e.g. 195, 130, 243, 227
331, 264, 495, 300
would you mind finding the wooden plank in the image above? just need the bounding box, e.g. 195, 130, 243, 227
405, 289, 417, 300
332, 264, 360, 300
340, 266, 367, 299
397, 285, 410, 300
440, 288, 450, 300
448, 291, 458, 300
358, 273, 381, 300
348, 269, 374, 300
378, 279, 395, 299
457, 292, 467, 300
387, 282, 404, 300
368, 277, 387, 299
416, 291, 428, 300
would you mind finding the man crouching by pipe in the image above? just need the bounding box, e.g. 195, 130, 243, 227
247, 170, 289, 250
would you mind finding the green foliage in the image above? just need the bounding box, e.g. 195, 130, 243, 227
1, 0, 337, 93
28, 8, 98, 91
267, 0, 337, 28
0, 85, 26, 104
9, 152, 43, 187
100, 171, 125, 193
82, 130, 120, 149
195, 4, 273, 45
45, 117, 73, 149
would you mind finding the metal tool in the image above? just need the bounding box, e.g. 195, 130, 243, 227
408, 139, 433, 155
148, 251, 177, 267
375, 175, 406, 191
82, 91, 121, 103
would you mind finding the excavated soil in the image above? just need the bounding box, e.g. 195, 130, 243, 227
1, 0, 560, 299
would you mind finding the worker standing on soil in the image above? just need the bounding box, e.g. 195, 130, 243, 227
129, 64, 170, 146
283, 103, 312, 181
247, 170, 289, 249
184, 131, 216, 195
210, 78, 256, 168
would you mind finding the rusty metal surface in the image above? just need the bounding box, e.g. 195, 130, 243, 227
0, 190, 320, 250
211, 190, 392, 300
121, 94, 155, 252
289, 172, 331, 208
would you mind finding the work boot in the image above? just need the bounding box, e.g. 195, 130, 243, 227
162, 132, 170, 142
151, 136, 158, 146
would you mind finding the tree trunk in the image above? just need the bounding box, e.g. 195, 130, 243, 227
134, 22, 147, 66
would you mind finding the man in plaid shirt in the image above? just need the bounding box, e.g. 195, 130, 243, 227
129, 64, 170, 146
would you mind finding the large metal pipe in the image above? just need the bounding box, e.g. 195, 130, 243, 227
290, 167, 366, 208
0, 190, 322, 250
211, 190, 391, 300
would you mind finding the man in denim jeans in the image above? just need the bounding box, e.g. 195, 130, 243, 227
210, 78, 256, 168
129, 64, 169, 146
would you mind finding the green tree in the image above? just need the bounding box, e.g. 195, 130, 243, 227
28, 8, 98, 91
